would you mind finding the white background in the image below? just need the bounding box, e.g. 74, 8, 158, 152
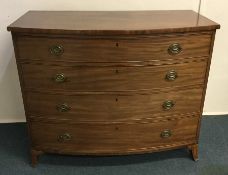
0, 0, 226, 122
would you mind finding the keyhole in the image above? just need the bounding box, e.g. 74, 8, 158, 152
115, 98, 118, 102
116, 42, 119, 47
115, 69, 119, 74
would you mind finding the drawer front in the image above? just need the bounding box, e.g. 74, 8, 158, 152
26, 88, 203, 122
16, 33, 211, 62
30, 117, 198, 154
21, 60, 207, 91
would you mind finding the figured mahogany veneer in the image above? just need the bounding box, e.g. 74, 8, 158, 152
15, 33, 211, 62
26, 88, 203, 122
7, 10, 220, 167
21, 59, 207, 92
30, 116, 199, 155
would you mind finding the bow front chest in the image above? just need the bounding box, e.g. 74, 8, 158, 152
7, 10, 220, 166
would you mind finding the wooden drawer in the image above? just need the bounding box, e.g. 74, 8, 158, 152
15, 33, 211, 62
30, 117, 198, 154
8, 10, 220, 165
26, 88, 203, 122
21, 60, 207, 91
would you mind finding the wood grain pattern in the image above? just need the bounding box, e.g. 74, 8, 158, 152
7, 11, 220, 166
25, 88, 203, 122
15, 33, 211, 62
21, 59, 207, 92
7, 11, 220, 35
196, 31, 216, 140
34, 141, 197, 157
30, 116, 198, 154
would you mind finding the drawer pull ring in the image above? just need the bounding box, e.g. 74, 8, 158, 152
56, 103, 71, 112
50, 45, 64, 56
168, 43, 182, 55
161, 129, 172, 138
165, 70, 178, 81
54, 73, 66, 83
58, 133, 72, 142
163, 100, 175, 110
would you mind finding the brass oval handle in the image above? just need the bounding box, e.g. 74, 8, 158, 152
50, 45, 64, 56
165, 70, 178, 81
168, 43, 182, 55
56, 103, 71, 112
58, 133, 72, 142
161, 129, 172, 138
162, 100, 175, 110
54, 73, 66, 83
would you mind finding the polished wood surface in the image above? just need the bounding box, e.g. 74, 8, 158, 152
30, 116, 198, 154
7, 11, 220, 35
8, 11, 220, 166
15, 33, 211, 62
26, 88, 203, 122
21, 59, 207, 92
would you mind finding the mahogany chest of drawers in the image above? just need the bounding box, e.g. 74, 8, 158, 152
7, 10, 220, 166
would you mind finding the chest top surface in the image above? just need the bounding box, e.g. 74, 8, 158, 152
7, 10, 220, 35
